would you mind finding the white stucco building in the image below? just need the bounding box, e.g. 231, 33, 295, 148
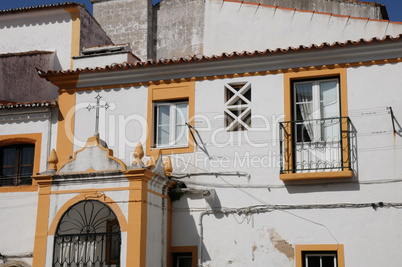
1, 1, 402, 267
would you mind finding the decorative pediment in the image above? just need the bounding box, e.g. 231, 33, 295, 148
57, 134, 127, 174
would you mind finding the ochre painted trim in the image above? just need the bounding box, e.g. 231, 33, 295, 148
147, 188, 168, 199
56, 90, 76, 165
125, 169, 152, 267
280, 170, 353, 181
0, 133, 42, 189
48, 192, 128, 235
57, 135, 127, 174
64, 6, 81, 69
0, 185, 38, 193
147, 81, 195, 156
32, 175, 52, 267
171, 246, 198, 267
282, 68, 351, 180
295, 244, 345, 267
50, 187, 132, 194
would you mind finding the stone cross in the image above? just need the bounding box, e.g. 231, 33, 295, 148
86, 94, 110, 134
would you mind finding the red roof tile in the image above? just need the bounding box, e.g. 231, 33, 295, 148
0, 51, 53, 58
0, 2, 83, 15
0, 100, 57, 110
38, 34, 402, 78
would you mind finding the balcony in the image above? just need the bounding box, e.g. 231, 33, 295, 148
279, 117, 354, 181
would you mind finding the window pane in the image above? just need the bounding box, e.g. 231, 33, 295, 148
177, 256, 192, 267
176, 103, 188, 125
307, 256, 320, 267
2, 167, 15, 176
157, 125, 170, 146
2, 148, 16, 166
320, 81, 338, 118
322, 256, 335, 267
158, 105, 170, 125
295, 83, 313, 103
21, 146, 35, 165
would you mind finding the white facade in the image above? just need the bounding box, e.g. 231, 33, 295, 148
1, 1, 402, 267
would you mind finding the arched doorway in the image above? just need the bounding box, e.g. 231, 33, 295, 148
52, 200, 121, 267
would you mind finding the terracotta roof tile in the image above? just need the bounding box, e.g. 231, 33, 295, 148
0, 51, 53, 58
0, 100, 57, 110
38, 34, 402, 78
0, 2, 83, 15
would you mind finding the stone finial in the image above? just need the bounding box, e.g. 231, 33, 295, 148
48, 149, 58, 170
164, 156, 173, 176
146, 149, 161, 168
133, 142, 144, 164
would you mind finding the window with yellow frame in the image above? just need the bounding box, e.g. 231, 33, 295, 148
147, 81, 195, 155
295, 244, 345, 267
279, 68, 353, 181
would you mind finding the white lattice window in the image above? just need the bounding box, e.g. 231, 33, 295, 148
224, 82, 251, 131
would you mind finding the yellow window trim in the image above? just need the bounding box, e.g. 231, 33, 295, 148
0, 133, 42, 191
281, 68, 351, 181
295, 244, 345, 267
171, 246, 198, 267
147, 81, 195, 155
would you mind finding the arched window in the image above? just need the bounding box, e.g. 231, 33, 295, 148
53, 200, 121, 267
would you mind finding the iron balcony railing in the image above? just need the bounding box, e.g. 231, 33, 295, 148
279, 117, 353, 174
53, 232, 121, 267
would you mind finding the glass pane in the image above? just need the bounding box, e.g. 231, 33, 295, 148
2, 167, 15, 176
2, 148, 16, 166
296, 103, 314, 121
158, 105, 170, 125
307, 256, 320, 267
177, 256, 192, 267
320, 80, 339, 118
21, 146, 35, 165
21, 166, 34, 176
157, 125, 170, 146
295, 83, 313, 103
176, 103, 188, 125
175, 125, 187, 146
322, 256, 335, 267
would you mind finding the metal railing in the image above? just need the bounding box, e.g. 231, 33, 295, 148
279, 117, 353, 174
53, 232, 121, 267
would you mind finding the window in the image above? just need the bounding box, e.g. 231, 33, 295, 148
171, 246, 197, 267
224, 82, 251, 131
173, 252, 192, 267
147, 82, 195, 155
295, 244, 344, 267
0, 144, 35, 186
294, 78, 339, 143
303, 251, 337, 267
154, 101, 189, 148
279, 69, 353, 181
53, 200, 121, 267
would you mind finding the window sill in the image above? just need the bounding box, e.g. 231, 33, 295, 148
0, 184, 38, 193
280, 170, 353, 181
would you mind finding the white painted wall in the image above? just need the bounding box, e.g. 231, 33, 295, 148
167, 61, 402, 266
204, 0, 402, 56
0, 9, 73, 70
73, 86, 148, 165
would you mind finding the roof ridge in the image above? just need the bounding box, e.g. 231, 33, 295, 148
0, 2, 83, 15
222, 0, 397, 23
38, 34, 402, 77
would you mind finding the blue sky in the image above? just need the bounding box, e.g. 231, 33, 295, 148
0, 0, 400, 21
